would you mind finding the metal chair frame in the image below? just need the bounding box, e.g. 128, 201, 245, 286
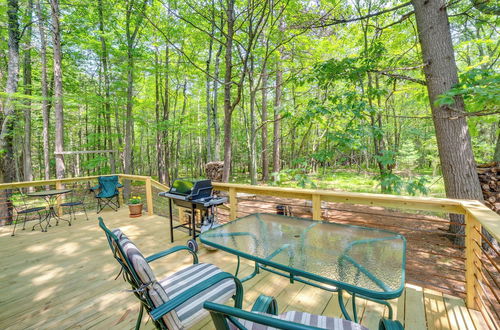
60, 184, 89, 221
99, 217, 244, 330
204, 295, 404, 330
11, 188, 47, 236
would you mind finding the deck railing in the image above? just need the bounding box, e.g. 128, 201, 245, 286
0, 174, 498, 327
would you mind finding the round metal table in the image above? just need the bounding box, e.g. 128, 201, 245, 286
27, 189, 72, 231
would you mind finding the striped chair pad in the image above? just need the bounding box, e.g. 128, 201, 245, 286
112, 230, 157, 285
233, 311, 369, 330
153, 263, 236, 329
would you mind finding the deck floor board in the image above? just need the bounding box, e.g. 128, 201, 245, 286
0, 209, 486, 329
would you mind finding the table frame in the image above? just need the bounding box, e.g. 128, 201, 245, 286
200, 213, 406, 322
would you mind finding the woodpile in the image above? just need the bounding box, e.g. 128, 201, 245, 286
205, 161, 224, 182
478, 162, 500, 214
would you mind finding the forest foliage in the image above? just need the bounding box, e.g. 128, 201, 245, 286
0, 0, 498, 196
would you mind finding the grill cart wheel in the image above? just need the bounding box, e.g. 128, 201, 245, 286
187, 239, 198, 252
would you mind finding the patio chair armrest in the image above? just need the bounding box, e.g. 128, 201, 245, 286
379, 318, 403, 330
150, 271, 236, 321
117, 183, 123, 188
89, 185, 99, 194
145, 246, 198, 264
251, 295, 278, 315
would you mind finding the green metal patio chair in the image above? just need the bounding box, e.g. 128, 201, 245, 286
11, 188, 47, 236
99, 217, 243, 330
204, 294, 404, 330
60, 183, 89, 222
90, 176, 123, 213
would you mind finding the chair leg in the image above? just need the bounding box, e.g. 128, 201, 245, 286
83, 204, 89, 221
135, 304, 144, 330
22, 213, 28, 230
11, 214, 20, 236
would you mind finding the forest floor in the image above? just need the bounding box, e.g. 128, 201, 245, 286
231, 169, 446, 197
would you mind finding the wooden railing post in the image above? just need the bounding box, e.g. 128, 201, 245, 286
55, 180, 63, 216
118, 176, 124, 207
229, 187, 237, 220
145, 177, 154, 216
312, 194, 322, 220
465, 212, 482, 309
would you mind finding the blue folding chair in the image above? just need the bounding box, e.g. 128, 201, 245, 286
90, 176, 123, 213
204, 295, 404, 330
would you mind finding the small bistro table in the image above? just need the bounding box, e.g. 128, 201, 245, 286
200, 213, 406, 322
27, 189, 72, 232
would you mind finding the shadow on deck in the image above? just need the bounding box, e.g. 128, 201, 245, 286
0, 208, 488, 329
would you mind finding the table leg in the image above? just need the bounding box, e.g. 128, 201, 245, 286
191, 204, 196, 240
169, 199, 174, 243
45, 195, 71, 229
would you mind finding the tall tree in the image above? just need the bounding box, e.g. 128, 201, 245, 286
123, 0, 147, 196
50, 0, 65, 179
97, 0, 116, 173
0, 0, 20, 224
261, 64, 269, 181
35, 0, 50, 180
23, 0, 34, 183
411, 0, 483, 240
222, 0, 236, 182
273, 17, 285, 176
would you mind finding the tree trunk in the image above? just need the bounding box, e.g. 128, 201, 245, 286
205, 20, 214, 162
412, 0, 483, 243
273, 59, 282, 176
23, 0, 34, 183
222, 0, 235, 182
161, 44, 170, 185
0, 0, 20, 225
123, 0, 147, 196
261, 64, 269, 182
35, 0, 50, 180
494, 121, 500, 162
97, 0, 116, 173
212, 44, 223, 161
249, 55, 257, 185
50, 0, 65, 179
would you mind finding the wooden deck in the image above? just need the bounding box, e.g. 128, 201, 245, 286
0, 208, 489, 330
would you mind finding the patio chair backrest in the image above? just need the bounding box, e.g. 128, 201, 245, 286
98, 218, 183, 329
97, 176, 120, 198
14, 188, 31, 212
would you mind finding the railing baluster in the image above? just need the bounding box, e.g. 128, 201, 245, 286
312, 194, 321, 220
229, 187, 237, 220
145, 177, 154, 216
465, 212, 482, 309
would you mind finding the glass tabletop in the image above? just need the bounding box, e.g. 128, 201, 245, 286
200, 213, 406, 298
27, 189, 72, 197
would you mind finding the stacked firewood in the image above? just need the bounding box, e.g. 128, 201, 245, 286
478, 162, 500, 214
205, 161, 224, 182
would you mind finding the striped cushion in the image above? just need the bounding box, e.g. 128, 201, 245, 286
115, 234, 156, 285
155, 263, 236, 329
233, 311, 368, 330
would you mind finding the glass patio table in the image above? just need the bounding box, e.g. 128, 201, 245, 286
199, 213, 406, 322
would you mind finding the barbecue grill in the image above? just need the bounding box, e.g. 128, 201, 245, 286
159, 178, 227, 251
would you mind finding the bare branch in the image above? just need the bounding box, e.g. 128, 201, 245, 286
293, 1, 412, 29
369, 69, 426, 85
